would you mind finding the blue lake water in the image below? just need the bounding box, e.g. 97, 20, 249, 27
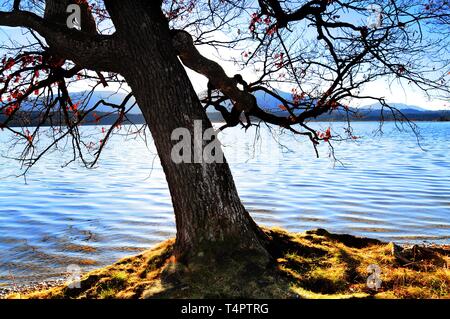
0, 121, 449, 285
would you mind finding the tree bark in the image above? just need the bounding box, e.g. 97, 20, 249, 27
105, 1, 268, 262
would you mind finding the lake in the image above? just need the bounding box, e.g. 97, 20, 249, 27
0, 121, 449, 285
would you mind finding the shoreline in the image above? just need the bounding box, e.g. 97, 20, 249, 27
1, 240, 448, 299
0, 279, 67, 299
2, 229, 449, 299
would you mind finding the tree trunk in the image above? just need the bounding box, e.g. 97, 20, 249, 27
105, 1, 268, 262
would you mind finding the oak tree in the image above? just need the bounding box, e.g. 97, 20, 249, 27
0, 0, 448, 263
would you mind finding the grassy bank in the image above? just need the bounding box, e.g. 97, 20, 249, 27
7, 228, 449, 299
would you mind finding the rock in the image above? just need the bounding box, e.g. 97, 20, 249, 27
388, 242, 412, 265
307, 228, 382, 248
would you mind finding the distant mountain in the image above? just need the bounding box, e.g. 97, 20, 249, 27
18, 90, 140, 114
360, 103, 428, 112
255, 92, 450, 121
253, 90, 294, 109
67, 91, 140, 114
313, 108, 450, 122
0, 110, 145, 127
3, 90, 449, 126
253, 90, 447, 114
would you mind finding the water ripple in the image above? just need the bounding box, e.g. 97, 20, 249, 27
0, 121, 449, 285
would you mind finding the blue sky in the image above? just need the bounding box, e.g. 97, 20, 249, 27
0, 3, 448, 110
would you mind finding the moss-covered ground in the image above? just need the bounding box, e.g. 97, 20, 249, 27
8, 227, 449, 299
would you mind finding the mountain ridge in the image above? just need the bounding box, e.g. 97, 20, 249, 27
2, 90, 449, 126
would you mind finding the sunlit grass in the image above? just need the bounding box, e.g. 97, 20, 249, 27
9, 228, 449, 299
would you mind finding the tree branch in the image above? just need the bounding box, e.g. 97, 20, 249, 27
172, 29, 317, 130
13, 0, 21, 11
172, 29, 256, 114
0, 10, 118, 72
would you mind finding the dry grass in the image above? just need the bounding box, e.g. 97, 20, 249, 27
7, 227, 450, 299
